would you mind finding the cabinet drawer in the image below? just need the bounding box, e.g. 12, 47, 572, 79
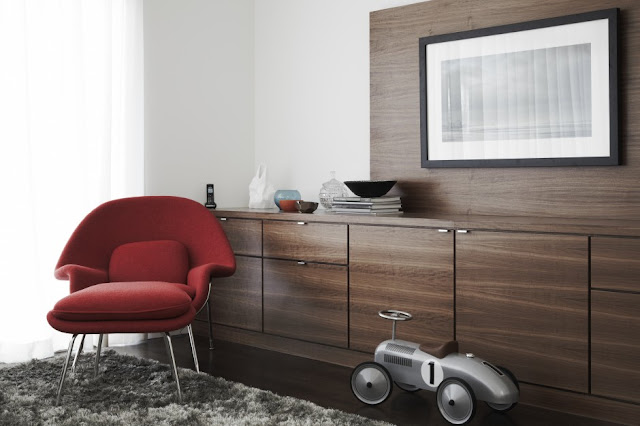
592, 290, 640, 403
263, 221, 347, 264
218, 217, 262, 257
592, 237, 640, 292
263, 258, 348, 347
197, 256, 262, 332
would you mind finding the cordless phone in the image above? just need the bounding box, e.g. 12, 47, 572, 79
205, 184, 217, 209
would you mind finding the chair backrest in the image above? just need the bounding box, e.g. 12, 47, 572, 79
108, 240, 190, 283
56, 196, 235, 280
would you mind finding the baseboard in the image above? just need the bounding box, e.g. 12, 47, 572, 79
192, 319, 370, 368
520, 383, 639, 425
193, 319, 639, 425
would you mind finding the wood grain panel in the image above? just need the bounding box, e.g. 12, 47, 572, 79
520, 382, 640, 425
214, 208, 640, 237
592, 290, 640, 403
349, 225, 454, 352
456, 231, 589, 392
371, 0, 640, 220
196, 256, 262, 332
263, 221, 347, 264
263, 259, 348, 347
592, 236, 640, 292
218, 217, 262, 256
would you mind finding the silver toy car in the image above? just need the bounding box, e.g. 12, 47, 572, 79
350, 310, 519, 425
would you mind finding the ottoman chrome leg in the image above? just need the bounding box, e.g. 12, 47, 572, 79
56, 334, 78, 406
187, 324, 200, 373
164, 332, 182, 403
71, 334, 86, 373
94, 334, 103, 377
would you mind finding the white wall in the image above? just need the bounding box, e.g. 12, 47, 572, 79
144, 0, 254, 207
254, 0, 426, 204
144, 0, 425, 207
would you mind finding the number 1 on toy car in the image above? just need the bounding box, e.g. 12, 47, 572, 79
420, 357, 443, 388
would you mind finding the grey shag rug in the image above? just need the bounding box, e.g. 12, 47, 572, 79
0, 350, 390, 425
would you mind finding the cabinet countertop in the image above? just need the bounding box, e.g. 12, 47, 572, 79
210, 207, 640, 237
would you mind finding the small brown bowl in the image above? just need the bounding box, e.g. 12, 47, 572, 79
279, 199, 302, 212
296, 201, 318, 213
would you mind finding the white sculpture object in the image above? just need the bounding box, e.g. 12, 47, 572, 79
248, 164, 276, 209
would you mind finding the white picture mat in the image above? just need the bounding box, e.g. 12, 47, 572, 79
426, 19, 610, 161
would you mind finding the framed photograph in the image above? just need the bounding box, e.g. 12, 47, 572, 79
419, 8, 618, 168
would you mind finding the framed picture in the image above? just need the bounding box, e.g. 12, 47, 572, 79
419, 8, 618, 168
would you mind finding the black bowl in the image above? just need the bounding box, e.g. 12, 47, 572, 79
344, 180, 397, 198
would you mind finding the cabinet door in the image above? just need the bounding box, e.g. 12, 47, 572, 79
263, 221, 347, 264
350, 225, 454, 353
456, 231, 588, 392
592, 290, 640, 403
264, 259, 348, 347
219, 217, 262, 257
202, 256, 262, 332
592, 236, 640, 292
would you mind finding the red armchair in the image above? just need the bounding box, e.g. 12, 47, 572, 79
47, 196, 235, 404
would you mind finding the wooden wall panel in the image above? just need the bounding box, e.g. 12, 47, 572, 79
370, 0, 640, 219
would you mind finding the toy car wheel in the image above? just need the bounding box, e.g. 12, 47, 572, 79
436, 378, 476, 425
395, 381, 420, 393
486, 366, 519, 413
351, 362, 392, 405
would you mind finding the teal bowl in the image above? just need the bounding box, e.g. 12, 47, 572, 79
274, 190, 301, 208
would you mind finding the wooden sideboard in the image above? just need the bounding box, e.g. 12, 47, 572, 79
591, 237, 640, 404
193, 208, 640, 425
263, 220, 348, 347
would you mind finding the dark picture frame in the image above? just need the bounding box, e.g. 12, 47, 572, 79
419, 8, 618, 168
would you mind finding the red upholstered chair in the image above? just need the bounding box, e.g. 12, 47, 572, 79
47, 196, 235, 404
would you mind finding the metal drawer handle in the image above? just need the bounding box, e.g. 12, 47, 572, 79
297, 221, 307, 225
297, 261, 307, 265
457, 230, 469, 234
438, 229, 449, 233
219, 217, 227, 221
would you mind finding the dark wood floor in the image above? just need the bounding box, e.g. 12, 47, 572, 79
113, 335, 618, 426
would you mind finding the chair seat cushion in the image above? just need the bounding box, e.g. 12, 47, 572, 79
49, 282, 192, 321
169, 282, 196, 299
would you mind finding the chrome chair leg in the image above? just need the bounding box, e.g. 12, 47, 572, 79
187, 324, 200, 373
207, 300, 214, 350
71, 334, 86, 373
164, 332, 182, 403
56, 334, 78, 406
162, 336, 174, 380
94, 334, 103, 377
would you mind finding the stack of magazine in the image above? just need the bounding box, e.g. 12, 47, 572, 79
331, 196, 402, 215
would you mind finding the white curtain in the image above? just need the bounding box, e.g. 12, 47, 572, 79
0, 0, 144, 363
